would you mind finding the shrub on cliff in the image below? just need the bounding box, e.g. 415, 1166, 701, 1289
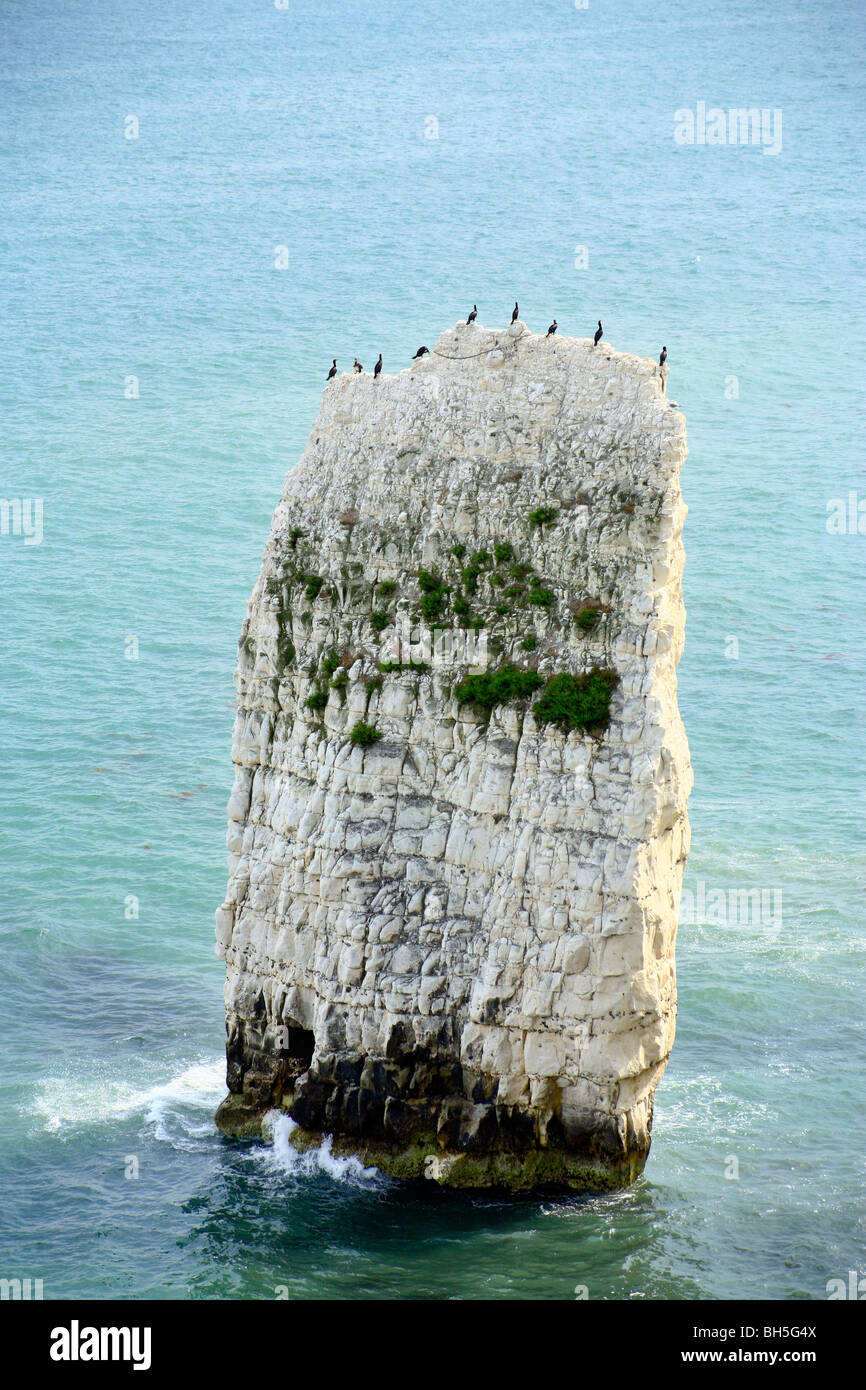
302, 573, 324, 602
350, 720, 383, 746
461, 563, 482, 594
454, 664, 543, 709
533, 668, 618, 732
575, 603, 602, 631
528, 582, 554, 608
529, 505, 558, 528
417, 569, 449, 622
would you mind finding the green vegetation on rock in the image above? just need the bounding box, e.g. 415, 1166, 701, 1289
454, 664, 544, 709
575, 603, 602, 631
533, 667, 618, 732
302, 574, 324, 602
417, 569, 449, 622
529, 505, 558, 528
350, 720, 383, 746
528, 578, 554, 607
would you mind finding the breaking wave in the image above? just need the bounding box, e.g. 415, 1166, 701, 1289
250, 1111, 383, 1188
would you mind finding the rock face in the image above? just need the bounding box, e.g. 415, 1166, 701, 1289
214, 319, 691, 1190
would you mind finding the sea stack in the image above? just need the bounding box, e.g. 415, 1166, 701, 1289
214, 319, 691, 1191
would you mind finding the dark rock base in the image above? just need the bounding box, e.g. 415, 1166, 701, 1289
214, 1016, 651, 1193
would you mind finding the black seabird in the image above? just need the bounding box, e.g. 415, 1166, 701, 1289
466, 305, 477, 325
326, 359, 337, 380
593, 321, 603, 346
511, 302, 519, 324
353, 358, 363, 372
413, 346, 430, 359
546, 319, 557, 336
659, 346, 667, 367
373, 354, 383, 378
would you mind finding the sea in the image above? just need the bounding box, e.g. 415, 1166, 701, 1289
1, 0, 864, 1300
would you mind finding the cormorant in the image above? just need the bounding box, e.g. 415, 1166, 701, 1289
511, 302, 519, 324
593, 321, 603, 347
327, 359, 337, 380
374, 354, 383, 378
467, 305, 477, 325
413, 346, 430, 359
659, 346, 667, 368
353, 358, 363, 373
546, 319, 557, 336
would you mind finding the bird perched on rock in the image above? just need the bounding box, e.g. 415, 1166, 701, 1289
353, 358, 363, 373
373, 353, 383, 378
593, 321, 603, 346
466, 305, 477, 325
659, 346, 667, 368
413, 346, 430, 359
327, 359, 337, 380
511, 302, 519, 324
546, 319, 557, 336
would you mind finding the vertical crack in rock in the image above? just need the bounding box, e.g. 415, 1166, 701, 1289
214, 319, 691, 1190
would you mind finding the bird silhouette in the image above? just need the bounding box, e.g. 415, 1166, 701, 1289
511, 302, 519, 324
466, 305, 477, 325
353, 358, 363, 373
373, 354, 383, 378
326, 359, 337, 380
593, 321, 603, 346
546, 319, 557, 336
659, 346, 667, 367
413, 346, 430, 359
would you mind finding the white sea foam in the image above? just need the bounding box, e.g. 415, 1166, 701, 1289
251, 1110, 382, 1188
29, 1065, 382, 1182
29, 1058, 226, 1139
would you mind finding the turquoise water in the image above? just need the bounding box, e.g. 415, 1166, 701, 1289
1, 0, 864, 1300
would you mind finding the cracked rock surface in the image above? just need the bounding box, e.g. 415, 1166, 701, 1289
214, 319, 691, 1190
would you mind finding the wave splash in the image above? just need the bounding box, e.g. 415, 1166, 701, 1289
252, 1110, 382, 1187
29, 1063, 384, 1187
